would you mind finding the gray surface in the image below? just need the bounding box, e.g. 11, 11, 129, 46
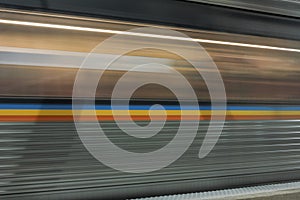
133, 181, 300, 200
245, 191, 300, 200
0, 0, 300, 40
188, 0, 300, 18
1, 120, 300, 199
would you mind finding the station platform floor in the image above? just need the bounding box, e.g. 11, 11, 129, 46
133, 181, 300, 200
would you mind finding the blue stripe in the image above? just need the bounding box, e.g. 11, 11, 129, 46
0, 103, 300, 111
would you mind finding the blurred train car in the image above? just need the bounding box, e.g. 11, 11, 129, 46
0, 4, 300, 200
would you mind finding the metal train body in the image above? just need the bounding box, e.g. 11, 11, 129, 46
0, 9, 300, 200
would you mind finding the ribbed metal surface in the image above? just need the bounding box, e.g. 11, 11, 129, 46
1, 120, 300, 199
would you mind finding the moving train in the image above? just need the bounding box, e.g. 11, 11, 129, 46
0, 3, 300, 200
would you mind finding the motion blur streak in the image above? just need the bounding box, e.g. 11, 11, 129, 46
0, 19, 300, 53
0, 9, 300, 200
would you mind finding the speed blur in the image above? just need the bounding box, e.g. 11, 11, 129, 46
1, 10, 300, 102
1, 8, 300, 200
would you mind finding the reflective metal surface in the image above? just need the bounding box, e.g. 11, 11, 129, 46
0, 9, 300, 200
0, 10, 300, 101
1, 120, 300, 199
188, 0, 300, 18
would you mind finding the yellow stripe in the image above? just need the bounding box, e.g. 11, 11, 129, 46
0, 110, 300, 116
0, 110, 201, 116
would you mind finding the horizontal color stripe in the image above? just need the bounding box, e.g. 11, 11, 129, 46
0, 103, 299, 121
0, 103, 300, 111
0, 115, 299, 122
0, 110, 300, 116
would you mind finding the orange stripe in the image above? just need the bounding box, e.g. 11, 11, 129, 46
0, 115, 299, 122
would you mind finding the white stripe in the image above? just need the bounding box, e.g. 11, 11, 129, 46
0, 19, 300, 53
